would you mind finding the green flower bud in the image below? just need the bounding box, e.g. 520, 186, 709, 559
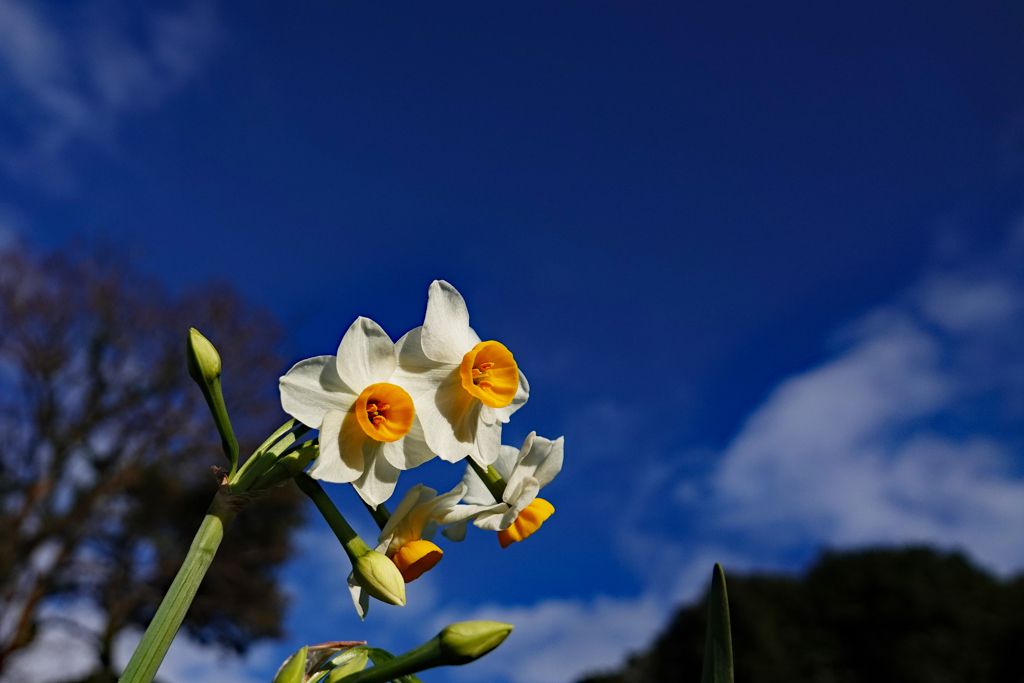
352, 550, 406, 606
273, 645, 307, 683
438, 621, 513, 665
186, 328, 221, 385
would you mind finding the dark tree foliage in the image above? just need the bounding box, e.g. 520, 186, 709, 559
0, 243, 304, 682
582, 547, 1024, 683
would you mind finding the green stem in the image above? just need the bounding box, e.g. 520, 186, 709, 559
295, 474, 370, 559
468, 459, 507, 502
334, 641, 441, 683
362, 497, 391, 531
118, 492, 238, 683
204, 377, 239, 477
230, 422, 310, 492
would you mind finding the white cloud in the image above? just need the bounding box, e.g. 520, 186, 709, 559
0, 0, 219, 189
709, 254, 1024, 574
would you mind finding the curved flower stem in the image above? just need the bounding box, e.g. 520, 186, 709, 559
295, 473, 370, 559
118, 491, 239, 683
361, 496, 390, 531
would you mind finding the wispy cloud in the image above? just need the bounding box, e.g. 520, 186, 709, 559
0, 0, 219, 190
707, 230, 1024, 574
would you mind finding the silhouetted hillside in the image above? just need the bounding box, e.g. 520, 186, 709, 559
581, 548, 1024, 683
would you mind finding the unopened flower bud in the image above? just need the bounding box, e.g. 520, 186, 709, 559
438, 621, 514, 665
186, 328, 221, 385
273, 645, 307, 683
352, 550, 406, 606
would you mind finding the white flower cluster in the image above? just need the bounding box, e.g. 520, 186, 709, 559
279, 281, 563, 615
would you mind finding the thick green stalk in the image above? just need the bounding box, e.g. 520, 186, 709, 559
118, 492, 238, 683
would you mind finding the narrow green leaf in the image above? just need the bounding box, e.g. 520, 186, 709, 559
700, 563, 734, 683
273, 646, 307, 683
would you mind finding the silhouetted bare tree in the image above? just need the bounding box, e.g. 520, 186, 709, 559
0, 243, 303, 682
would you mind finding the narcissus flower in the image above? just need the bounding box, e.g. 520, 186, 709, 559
393, 281, 529, 466
443, 431, 563, 548
279, 317, 435, 506
349, 483, 473, 618
376, 483, 477, 580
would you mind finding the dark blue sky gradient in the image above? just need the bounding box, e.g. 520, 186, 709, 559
6, 1, 1024, 680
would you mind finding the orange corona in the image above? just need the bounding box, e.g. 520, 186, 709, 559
391, 540, 444, 582
497, 498, 554, 548
355, 382, 415, 442
459, 340, 519, 408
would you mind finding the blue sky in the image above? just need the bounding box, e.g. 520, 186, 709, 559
4, 2, 1024, 682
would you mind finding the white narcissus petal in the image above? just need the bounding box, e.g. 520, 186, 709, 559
441, 519, 470, 542
352, 442, 401, 507
380, 418, 436, 470
470, 417, 501, 466
308, 409, 363, 483
348, 571, 369, 620
335, 317, 397, 390
412, 372, 480, 463
379, 484, 430, 543
531, 436, 564, 489
420, 280, 479, 364
279, 356, 356, 428
493, 443, 522, 480
473, 506, 512, 531
505, 432, 547, 494
504, 476, 539, 513
393, 328, 457, 392
491, 370, 530, 424
460, 461, 498, 505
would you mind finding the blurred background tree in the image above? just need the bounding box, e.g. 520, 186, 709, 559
0, 243, 304, 682
582, 547, 1024, 683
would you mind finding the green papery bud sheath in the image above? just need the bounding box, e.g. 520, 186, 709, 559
250, 442, 319, 490
274, 646, 308, 683
327, 648, 370, 682
185, 328, 239, 475
352, 550, 406, 607
329, 622, 513, 683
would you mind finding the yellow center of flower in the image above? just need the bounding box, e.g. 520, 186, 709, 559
497, 498, 554, 548
459, 340, 519, 408
355, 382, 415, 442
391, 539, 443, 582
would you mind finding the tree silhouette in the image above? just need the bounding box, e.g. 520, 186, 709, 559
0, 243, 304, 682
583, 547, 1024, 683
